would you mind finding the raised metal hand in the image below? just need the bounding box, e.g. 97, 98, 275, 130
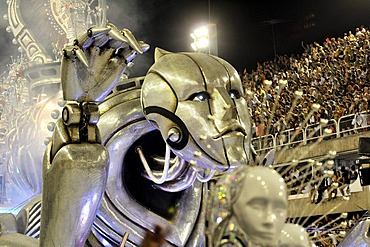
39, 25, 149, 247
59, 24, 149, 144
61, 23, 149, 103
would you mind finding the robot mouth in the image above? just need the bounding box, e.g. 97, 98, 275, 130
213, 124, 246, 139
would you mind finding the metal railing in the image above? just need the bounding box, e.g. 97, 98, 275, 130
252, 111, 370, 153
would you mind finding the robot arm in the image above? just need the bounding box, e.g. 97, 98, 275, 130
40, 24, 149, 247
54, 23, 149, 152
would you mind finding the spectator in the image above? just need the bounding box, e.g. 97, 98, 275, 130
316, 173, 329, 204
349, 165, 358, 184
339, 166, 350, 198
310, 171, 319, 203
328, 169, 340, 201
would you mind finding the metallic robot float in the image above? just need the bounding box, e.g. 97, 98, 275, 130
1, 0, 254, 245
39, 30, 252, 246
1, 0, 365, 246
2, 30, 253, 246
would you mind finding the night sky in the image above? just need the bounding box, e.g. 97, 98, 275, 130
1, 0, 370, 76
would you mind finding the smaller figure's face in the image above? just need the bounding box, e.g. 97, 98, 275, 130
232, 167, 288, 245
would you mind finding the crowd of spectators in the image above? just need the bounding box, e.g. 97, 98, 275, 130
241, 26, 370, 247
304, 211, 364, 246
243, 27, 370, 138
311, 165, 359, 204
277, 161, 362, 247
281, 163, 359, 201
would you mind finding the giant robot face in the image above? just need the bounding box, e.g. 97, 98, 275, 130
141, 48, 252, 171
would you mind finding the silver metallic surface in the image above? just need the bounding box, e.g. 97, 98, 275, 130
93, 88, 206, 246
40, 142, 109, 247
196, 169, 216, 183
62, 103, 81, 125
5, 94, 64, 198
137, 145, 170, 184
61, 24, 149, 103
7, 0, 50, 63
37, 20, 149, 246
211, 166, 288, 246
153, 166, 199, 192
279, 223, 310, 247
168, 127, 181, 142
39, 46, 250, 246
75, 27, 111, 48
338, 211, 370, 247
1, 1, 365, 246
3, 1, 254, 244
148, 156, 187, 182
0, 233, 38, 247
142, 48, 252, 174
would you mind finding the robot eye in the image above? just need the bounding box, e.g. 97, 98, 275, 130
229, 89, 241, 99
188, 91, 210, 102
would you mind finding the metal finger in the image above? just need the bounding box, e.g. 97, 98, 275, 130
116, 48, 137, 63
124, 50, 137, 63
121, 28, 143, 54
106, 39, 128, 50
87, 26, 111, 38
72, 47, 89, 68
73, 32, 93, 49
63, 46, 77, 59
92, 34, 110, 47
73, 27, 111, 49
107, 23, 128, 43
138, 41, 150, 53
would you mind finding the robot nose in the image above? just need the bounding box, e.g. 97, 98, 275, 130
213, 87, 237, 121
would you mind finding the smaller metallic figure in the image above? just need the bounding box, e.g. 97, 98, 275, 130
213, 166, 288, 246
279, 223, 310, 247
338, 211, 370, 247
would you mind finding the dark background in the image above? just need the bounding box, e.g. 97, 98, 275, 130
1, 0, 370, 76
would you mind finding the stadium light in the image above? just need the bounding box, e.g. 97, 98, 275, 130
190, 24, 218, 55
